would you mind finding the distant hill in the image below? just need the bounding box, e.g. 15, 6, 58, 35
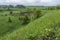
0, 5, 26, 8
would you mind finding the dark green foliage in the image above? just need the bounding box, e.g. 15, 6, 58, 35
10, 11, 13, 15
19, 17, 21, 20
18, 17, 23, 20
1, 15, 3, 16
22, 15, 30, 25
5, 14, 7, 16
47, 7, 55, 10
0, 10, 3, 12
8, 17, 12, 22
36, 10, 41, 18
56, 6, 60, 10
34, 9, 42, 19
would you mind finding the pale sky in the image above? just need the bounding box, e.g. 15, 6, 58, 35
0, 0, 60, 6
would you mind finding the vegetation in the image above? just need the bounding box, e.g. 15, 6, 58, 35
22, 15, 30, 25
34, 9, 42, 19
0, 5, 60, 40
8, 17, 12, 22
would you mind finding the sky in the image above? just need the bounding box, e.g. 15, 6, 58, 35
0, 0, 60, 6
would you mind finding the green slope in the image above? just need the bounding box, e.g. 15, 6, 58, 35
0, 11, 23, 37
1, 10, 60, 40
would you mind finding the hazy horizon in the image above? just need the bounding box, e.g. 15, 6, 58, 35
0, 0, 60, 6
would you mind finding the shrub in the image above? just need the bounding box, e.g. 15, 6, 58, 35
34, 9, 42, 19
10, 11, 13, 15
22, 15, 30, 25
19, 17, 21, 20
5, 14, 7, 16
8, 17, 12, 22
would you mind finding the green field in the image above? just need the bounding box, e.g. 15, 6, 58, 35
0, 6, 60, 40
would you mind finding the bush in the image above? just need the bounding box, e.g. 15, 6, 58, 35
8, 17, 12, 22
19, 17, 21, 20
34, 9, 42, 19
5, 14, 7, 16
10, 11, 13, 15
22, 15, 30, 25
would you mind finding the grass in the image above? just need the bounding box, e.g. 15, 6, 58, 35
0, 10, 60, 40
0, 11, 24, 37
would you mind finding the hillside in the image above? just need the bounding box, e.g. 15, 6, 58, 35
0, 10, 60, 40
0, 8, 43, 38
0, 11, 23, 37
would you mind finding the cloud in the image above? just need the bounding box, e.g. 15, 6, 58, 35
40, 0, 57, 6
0, 0, 60, 6
40, 0, 52, 3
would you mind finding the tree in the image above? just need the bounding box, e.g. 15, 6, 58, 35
22, 15, 30, 25
34, 9, 42, 19
56, 5, 60, 10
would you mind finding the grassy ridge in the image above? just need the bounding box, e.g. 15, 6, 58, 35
0, 10, 60, 40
